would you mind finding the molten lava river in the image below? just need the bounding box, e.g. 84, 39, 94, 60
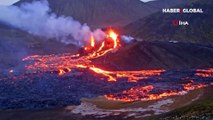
0, 29, 213, 110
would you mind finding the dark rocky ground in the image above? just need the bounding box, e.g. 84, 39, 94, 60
0, 86, 212, 120
0, 67, 212, 110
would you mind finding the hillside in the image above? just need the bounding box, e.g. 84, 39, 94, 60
14, 0, 182, 29
123, 0, 213, 45
147, 0, 184, 9
93, 41, 213, 70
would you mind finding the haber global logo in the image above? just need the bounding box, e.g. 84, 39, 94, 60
172, 20, 189, 27
162, 8, 204, 14
162, 1, 204, 27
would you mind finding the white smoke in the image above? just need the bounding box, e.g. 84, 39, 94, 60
121, 35, 134, 43
0, 0, 106, 46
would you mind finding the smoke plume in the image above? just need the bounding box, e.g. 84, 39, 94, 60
0, 0, 106, 46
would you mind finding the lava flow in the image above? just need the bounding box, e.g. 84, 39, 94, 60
22, 29, 213, 103
105, 83, 210, 102
23, 29, 164, 82
195, 68, 213, 77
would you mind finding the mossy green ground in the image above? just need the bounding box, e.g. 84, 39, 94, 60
150, 100, 213, 120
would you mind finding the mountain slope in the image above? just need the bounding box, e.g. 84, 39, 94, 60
122, 0, 213, 45
14, 0, 182, 29
93, 41, 213, 70
0, 22, 78, 69
147, 0, 183, 9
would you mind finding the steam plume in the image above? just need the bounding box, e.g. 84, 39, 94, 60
0, 0, 106, 46
121, 35, 134, 43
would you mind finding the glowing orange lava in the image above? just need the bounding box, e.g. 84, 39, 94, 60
183, 83, 208, 91
108, 29, 118, 48
195, 68, 213, 77
105, 83, 210, 102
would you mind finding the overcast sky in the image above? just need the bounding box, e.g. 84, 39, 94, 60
0, 0, 154, 6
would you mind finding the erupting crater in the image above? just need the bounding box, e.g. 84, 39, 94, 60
23, 29, 165, 82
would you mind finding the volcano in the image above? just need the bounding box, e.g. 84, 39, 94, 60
0, 0, 212, 120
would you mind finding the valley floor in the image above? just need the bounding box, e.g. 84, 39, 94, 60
0, 86, 212, 120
